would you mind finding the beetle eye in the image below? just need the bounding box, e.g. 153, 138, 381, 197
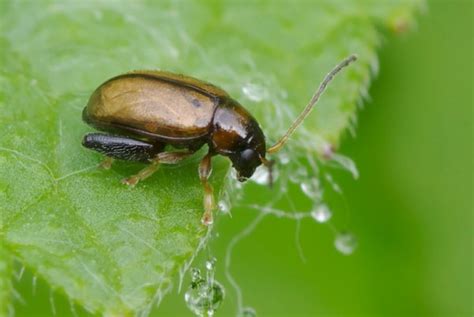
241, 149, 256, 162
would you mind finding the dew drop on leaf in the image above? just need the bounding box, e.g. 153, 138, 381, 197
218, 200, 230, 214
300, 177, 320, 198
289, 166, 308, 183
205, 257, 216, 271
310, 204, 332, 223
334, 232, 357, 255
250, 165, 278, 185
184, 279, 225, 317
191, 268, 202, 283
279, 152, 290, 165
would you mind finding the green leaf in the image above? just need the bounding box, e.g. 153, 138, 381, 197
0, 0, 422, 315
0, 241, 13, 316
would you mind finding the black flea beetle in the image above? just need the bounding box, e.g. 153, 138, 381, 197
82, 55, 357, 225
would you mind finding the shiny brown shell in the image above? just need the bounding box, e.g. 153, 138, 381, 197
83, 70, 230, 142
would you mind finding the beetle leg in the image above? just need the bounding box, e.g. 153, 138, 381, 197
199, 153, 214, 226
121, 150, 194, 187
121, 160, 160, 187
99, 157, 114, 170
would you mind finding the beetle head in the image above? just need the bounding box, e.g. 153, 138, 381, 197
231, 148, 262, 182
211, 99, 267, 182
225, 122, 267, 182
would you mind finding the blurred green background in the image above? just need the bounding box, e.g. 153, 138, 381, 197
13, 0, 472, 316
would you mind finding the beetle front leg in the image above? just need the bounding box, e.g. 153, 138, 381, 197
199, 153, 215, 226
122, 150, 194, 187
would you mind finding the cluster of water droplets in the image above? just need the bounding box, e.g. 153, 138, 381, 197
184, 258, 225, 317
225, 138, 360, 256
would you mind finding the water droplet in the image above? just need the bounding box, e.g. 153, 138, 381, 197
335, 232, 357, 255
310, 204, 332, 223
185, 279, 225, 317
238, 306, 257, 317
205, 258, 216, 271
218, 200, 230, 214
279, 152, 290, 165
242, 83, 266, 102
250, 165, 277, 185
300, 178, 320, 198
191, 268, 201, 283
289, 167, 308, 183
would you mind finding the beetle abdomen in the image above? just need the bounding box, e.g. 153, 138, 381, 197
83, 72, 221, 141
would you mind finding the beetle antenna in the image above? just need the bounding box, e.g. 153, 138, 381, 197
267, 54, 357, 154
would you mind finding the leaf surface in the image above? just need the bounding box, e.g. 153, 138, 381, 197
0, 1, 421, 315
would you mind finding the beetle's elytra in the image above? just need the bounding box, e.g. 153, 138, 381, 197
82, 55, 357, 225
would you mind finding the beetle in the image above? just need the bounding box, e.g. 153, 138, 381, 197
82, 55, 357, 225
